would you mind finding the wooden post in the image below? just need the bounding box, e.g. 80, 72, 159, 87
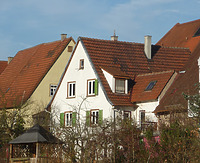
9, 144, 12, 162
36, 143, 39, 163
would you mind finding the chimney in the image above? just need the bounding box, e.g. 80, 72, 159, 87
111, 30, 118, 41
144, 35, 152, 59
61, 34, 67, 41
8, 57, 13, 64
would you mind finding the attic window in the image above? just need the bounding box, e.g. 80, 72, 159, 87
145, 81, 157, 91
68, 46, 73, 52
193, 27, 200, 37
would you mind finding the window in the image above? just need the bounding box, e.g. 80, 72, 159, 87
86, 109, 103, 126
65, 112, 72, 127
68, 82, 76, 98
68, 46, 73, 52
80, 59, 84, 69
124, 111, 131, 120
87, 79, 98, 96
60, 112, 76, 127
140, 110, 145, 124
145, 81, 157, 91
50, 84, 57, 96
115, 79, 125, 93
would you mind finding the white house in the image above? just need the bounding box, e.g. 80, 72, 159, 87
49, 36, 191, 129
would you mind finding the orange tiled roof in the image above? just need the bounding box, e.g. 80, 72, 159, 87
0, 61, 7, 74
157, 19, 200, 52
0, 37, 74, 108
131, 71, 175, 103
80, 37, 191, 106
154, 42, 200, 114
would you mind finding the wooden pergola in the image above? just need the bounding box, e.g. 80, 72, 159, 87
9, 124, 63, 163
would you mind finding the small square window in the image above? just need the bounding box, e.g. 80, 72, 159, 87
68, 82, 76, 98
50, 84, 57, 96
80, 59, 84, 69
145, 81, 157, 91
115, 79, 125, 93
68, 46, 73, 52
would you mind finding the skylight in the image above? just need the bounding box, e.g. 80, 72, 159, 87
145, 81, 157, 91
193, 27, 200, 37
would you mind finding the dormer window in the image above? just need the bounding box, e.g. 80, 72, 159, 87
80, 59, 84, 69
145, 81, 157, 91
115, 79, 125, 93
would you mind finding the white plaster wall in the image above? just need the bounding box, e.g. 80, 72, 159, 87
52, 41, 113, 124
102, 69, 114, 92
133, 101, 159, 126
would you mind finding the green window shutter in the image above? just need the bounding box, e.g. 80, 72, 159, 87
98, 110, 103, 125
60, 113, 64, 127
72, 112, 77, 127
86, 111, 90, 126
95, 79, 98, 95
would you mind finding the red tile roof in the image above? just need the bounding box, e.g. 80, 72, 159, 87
157, 19, 200, 52
0, 37, 74, 108
0, 61, 7, 74
79, 37, 191, 106
131, 71, 175, 103
154, 42, 200, 114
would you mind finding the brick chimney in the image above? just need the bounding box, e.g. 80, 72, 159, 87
61, 34, 67, 41
8, 57, 13, 64
111, 30, 118, 41
144, 35, 152, 59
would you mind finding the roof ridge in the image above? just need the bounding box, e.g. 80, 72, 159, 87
79, 36, 142, 45
161, 46, 190, 50
178, 19, 200, 26
137, 70, 174, 77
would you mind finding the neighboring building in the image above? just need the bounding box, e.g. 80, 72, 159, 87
154, 19, 200, 125
0, 60, 8, 74
157, 19, 200, 52
0, 34, 76, 127
50, 36, 191, 129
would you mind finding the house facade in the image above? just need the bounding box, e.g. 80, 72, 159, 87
0, 34, 76, 127
154, 19, 200, 126
50, 36, 191, 129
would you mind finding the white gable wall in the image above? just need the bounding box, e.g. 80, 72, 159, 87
52, 41, 113, 124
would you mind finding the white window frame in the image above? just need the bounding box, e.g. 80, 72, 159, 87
140, 110, 145, 124
50, 84, 57, 96
68, 82, 76, 98
87, 79, 95, 96
91, 110, 99, 125
65, 111, 72, 127
115, 78, 125, 93
80, 59, 84, 69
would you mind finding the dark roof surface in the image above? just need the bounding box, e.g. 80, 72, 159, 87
9, 124, 61, 144
0, 37, 74, 108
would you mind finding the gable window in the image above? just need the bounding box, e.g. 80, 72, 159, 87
124, 111, 131, 120
68, 82, 76, 98
145, 81, 157, 91
87, 79, 98, 96
80, 59, 84, 69
50, 84, 57, 96
60, 111, 77, 127
86, 109, 103, 126
115, 79, 125, 93
68, 46, 73, 52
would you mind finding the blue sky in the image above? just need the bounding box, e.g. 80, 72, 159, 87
0, 0, 199, 60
